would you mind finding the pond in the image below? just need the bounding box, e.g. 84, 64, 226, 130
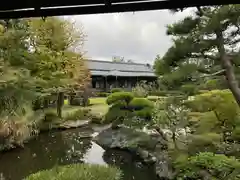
0, 127, 159, 180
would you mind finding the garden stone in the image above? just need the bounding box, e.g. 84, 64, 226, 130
94, 126, 173, 179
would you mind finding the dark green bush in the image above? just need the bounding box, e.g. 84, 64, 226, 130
106, 92, 134, 105
129, 98, 154, 110
134, 107, 153, 120
231, 127, 240, 141
110, 88, 123, 93
32, 98, 44, 110
181, 84, 198, 95
104, 106, 130, 124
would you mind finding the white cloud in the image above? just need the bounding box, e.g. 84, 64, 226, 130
66, 8, 193, 64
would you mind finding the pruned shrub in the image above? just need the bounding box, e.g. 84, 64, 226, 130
106, 92, 134, 105
25, 164, 121, 180
110, 88, 123, 93
104, 106, 130, 124
129, 98, 154, 110
133, 107, 153, 120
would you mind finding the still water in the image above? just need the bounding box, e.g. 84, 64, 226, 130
0, 127, 158, 180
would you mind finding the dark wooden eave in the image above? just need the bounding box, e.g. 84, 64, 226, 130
0, 0, 239, 19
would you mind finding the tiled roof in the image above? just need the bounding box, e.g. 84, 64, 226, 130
86, 60, 156, 77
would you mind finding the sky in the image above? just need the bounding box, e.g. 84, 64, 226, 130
66, 9, 193, 64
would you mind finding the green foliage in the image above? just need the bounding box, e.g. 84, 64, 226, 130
25, 164, 121, 180
204, 79, 222, 90
44, 111, 59, 122
187, 133, 222, 154
231, 127, 240, 142
132, 81, 150, 97
149, 90, 167, 96
154, 5, 240, 104
110, 88, 123, 93
180, 84, 198, 96
63, 108, 90, 121
104, 105, 130, 124
133, 107, 153, 120
147, 96, 159, 102
122, 116, 149, 129
106, 92, 134, 105
174, 152, 240, 179
69, 97, 82, 106
186, 90, 240, 132
152, 96, 189, 149
152, 97, 189, 129
129, 98, 154, 110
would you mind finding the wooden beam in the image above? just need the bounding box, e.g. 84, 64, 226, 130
0, 0, 239, 19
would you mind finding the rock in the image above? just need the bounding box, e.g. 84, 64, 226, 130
58, 120, 90, 129
155, 152, 174, 179
94, 127, 173, 179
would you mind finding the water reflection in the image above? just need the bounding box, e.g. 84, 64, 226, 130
103, 149, 159, 180
0, 128, 94, 180
0, 127, 158, 180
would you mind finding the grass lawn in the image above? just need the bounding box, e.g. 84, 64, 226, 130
89, 97, 108, 117
89, 97, 107, 105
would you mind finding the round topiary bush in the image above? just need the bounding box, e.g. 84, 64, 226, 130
106, 92, 134, 105
110, 88, 123, 93
25, 164, 121, 180
103, 105, 131, 124
128, 98, 154, 111
133, 107, 153, 120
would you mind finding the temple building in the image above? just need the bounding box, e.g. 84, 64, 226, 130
86, 60, 157, 92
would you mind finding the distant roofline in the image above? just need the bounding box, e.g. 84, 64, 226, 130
90, 69, 154, 73
85, 59, 153, 66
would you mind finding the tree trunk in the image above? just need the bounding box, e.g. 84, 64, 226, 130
57, 92, 64, 118
221, 55, 240, 106
172, 131, 178, 150
216, 32, 240, 106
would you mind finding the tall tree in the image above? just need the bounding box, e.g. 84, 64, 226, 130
0, 19, 38, 116
154, 5, 240, 104
28, 17, 89, 117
